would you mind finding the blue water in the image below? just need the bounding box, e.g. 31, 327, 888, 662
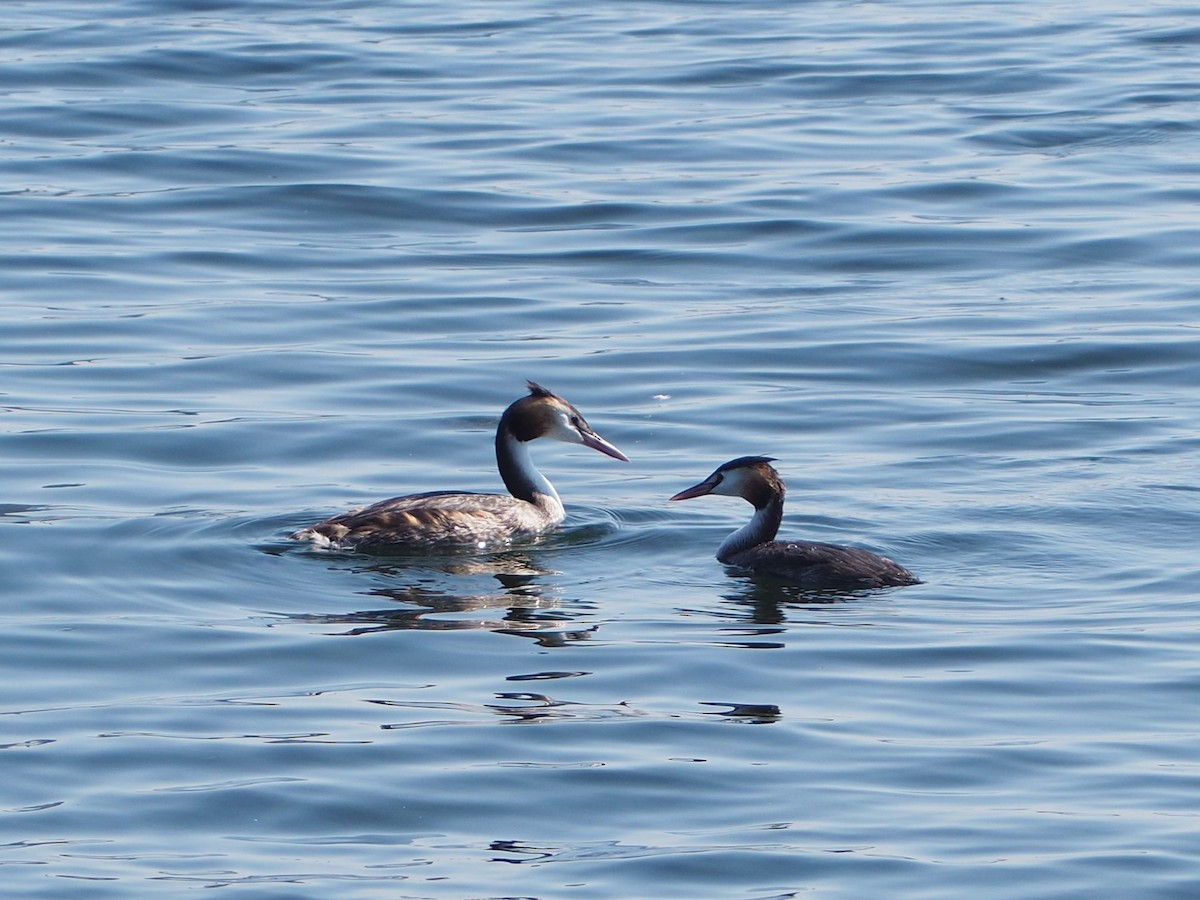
3, 1, 1200, 896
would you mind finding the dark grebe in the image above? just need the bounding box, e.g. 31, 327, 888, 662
293, 381, 628, 551
670, 456, 918, 588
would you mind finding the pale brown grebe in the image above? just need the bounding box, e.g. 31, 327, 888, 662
293, 381, 629, 552
670, 456, 918, 588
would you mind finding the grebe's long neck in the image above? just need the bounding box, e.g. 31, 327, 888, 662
716, 491, 783, 563
496, 428, 564, 518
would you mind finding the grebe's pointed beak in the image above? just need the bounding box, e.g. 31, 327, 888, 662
580, 428, 630, 463
669, 477, 717, 502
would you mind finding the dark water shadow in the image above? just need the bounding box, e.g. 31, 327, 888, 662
372, 692, 782, 728
716, 573, 905, 626
0, 502, 51, 521
259, 512, 640, 643
375, 691, 643, 727
321, 550, 559, 580
266, 556, 599, 643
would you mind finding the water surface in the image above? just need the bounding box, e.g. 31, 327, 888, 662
3, 1, 1199, 897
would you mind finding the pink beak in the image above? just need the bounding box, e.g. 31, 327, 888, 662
581, 430, 630, 463
669, 478, 717, 502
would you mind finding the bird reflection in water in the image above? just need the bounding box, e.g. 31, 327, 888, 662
276, 553, 596, 643
682, 576, 890, 650
374, 692, 780, 730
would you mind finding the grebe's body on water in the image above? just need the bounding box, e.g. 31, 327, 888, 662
293, 382, 628, 552
671, 456, 918, 589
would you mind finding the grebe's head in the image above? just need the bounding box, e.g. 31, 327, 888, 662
503, 381, 629, 462
669, 456, 783, 508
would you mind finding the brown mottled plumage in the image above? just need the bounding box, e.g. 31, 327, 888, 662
293, 382, 628, 552
670, 456, 918, 589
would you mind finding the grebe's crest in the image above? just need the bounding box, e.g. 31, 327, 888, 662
671, 455, 781, 505
506, 380, 629, 461
716, 455, 778, 474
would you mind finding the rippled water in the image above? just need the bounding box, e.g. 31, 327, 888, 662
3, 1, 1200, 897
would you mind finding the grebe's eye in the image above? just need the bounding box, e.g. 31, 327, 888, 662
569, 414, 582, 429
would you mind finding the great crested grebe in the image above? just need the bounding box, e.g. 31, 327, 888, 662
670, 456, 918, 589
293, 381, 629, 552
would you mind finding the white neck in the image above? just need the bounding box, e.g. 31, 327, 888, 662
716, 497, 782, 562
497, 430, 564, 519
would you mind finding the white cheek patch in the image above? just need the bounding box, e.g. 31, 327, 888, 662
713, 470, 749, 496
549, 409, 585, 444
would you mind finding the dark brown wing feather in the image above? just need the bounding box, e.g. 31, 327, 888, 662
295, 491, 545, 551
727, 540, 919, 589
